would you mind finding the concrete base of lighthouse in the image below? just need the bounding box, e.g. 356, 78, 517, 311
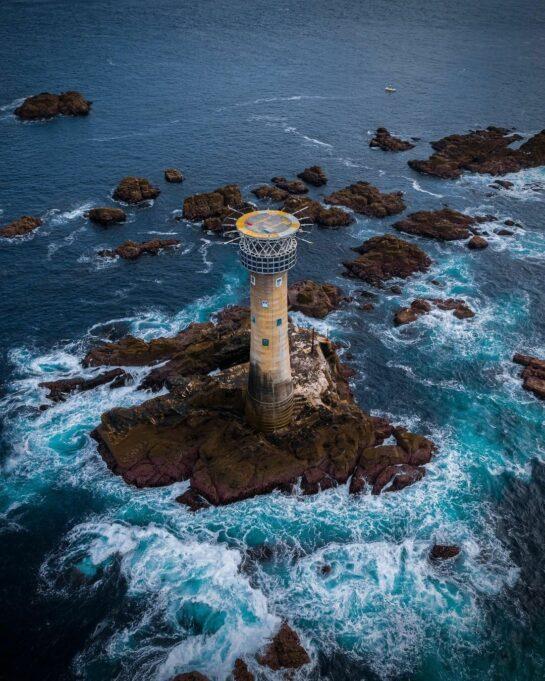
245, 389, 294, 432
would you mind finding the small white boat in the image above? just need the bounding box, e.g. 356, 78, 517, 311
385, 86, 396, 93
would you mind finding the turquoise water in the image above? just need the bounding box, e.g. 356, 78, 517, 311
1, 0, 545, 679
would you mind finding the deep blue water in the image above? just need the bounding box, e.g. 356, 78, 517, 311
1, 1, 545, 679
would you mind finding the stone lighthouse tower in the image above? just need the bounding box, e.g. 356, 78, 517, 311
236, 209, 300, 432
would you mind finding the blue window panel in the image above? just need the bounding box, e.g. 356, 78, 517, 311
262, 338, 269, 347
276, 318, 282, 326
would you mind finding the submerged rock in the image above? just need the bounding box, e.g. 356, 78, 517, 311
282, 196, 353, 228
408, 126, 545, 179
98, 238, 180, 260
394, 298, 475, 325
325, 181, 405, 218
39, 368, 130, 402
113, 177, 160, 204
251, 185, 289, 202
0, 215, 42, 238
369, 127, 415, 152
343, 234, 431, 287
393, 208, 479, 241
14, 91, 91, 120
86, 207, 127, 226
429, 544, 461, 561
164, 168, 184, 183
288, 280, 345, 318
297, 165, 328, 186
513, 353, 545, 400
183, 184, 245, 221
271, 176, 308, 194
256, 622, 310, 671
490, 179, 514, 190
467, 235, 488, 250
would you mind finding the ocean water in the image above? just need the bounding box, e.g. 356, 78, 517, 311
1, 1, 545, 679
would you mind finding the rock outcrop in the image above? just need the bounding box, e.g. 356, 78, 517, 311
256, 622, 310, 671
0, 215, 42, 238
14, 91, 91, 120
86, 207, 127, 227
232, 659, 254, 681
297, 165, 327, 186
467, 235, 488, 250
429, 544, 461, 561
39, 368, 130, 402
325, 182, 405, 218
369, 128, 415, 152
164, 168, 184, 183
282, 196, 353, 228
182, 184, 246, 221
113, 177, 161, 204
513, 353, 545, 400
170, 673, 210, 681
343, 235, 431, 287
88, 306, 435, 502
271, 176, 309, 194
251, 185, 289, 202
408, 126, 545, 179
394, 298, 475, 326
288, 280, 345, 318
393, 208, 484, 241
98, 238, 180, 260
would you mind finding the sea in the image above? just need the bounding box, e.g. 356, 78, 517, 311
1, 1, 545, 679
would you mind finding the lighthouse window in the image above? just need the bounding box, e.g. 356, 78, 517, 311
262, 338, 269, 347
261, 300, 268, 308
276, 318, 282, 326
250, 275, 256, 285
275, 276, 282, 287
251, 315, 256, 324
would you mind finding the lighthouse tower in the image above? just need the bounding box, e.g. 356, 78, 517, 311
236, 209, 300, 432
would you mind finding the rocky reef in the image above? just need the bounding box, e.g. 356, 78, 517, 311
14, 91, 91, 120
325, 181, 405, 217
113, 177, 161, 204
164, 168, 184, 183
39, 368, 130, 402
343, 234, 431, 286
271, 176, 309, 194
0, 215, 42, 238
297, 165, 328, 186
251, 185, 289, 202
369, 127, 415, 152
282, 196, 354, 228
513, 353, 545, 400
86, 306, 435, 505
182, 184, 247, 221
429, 544, 461, 561
86, 207, 127, 226
408, 126, 545, 179
288, 280, 346, 318
98, 238, 180, 260
394, 298, 475, 326
393, 208, 490, 241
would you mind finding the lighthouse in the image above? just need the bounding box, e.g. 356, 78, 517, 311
235, 209, 300, 432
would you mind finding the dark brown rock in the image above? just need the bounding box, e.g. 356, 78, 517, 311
343, 235, 431, 287
170, 673, 210, 681
490, 179, 514, 190
113, 177, 160, 204
164, 168, 184, 183
409, 127, 545, 179
183, 184, 245, 221
297, 165, 327, 186
98, 238, 180, 260
86, 207, 127, 227
429, 544, 461, 561
325, 182, 405, 218
256, 622, 310, 671
271, 176, 308, 194
495, 228, 514, 236
394, 208, 478, 241
394, 298, 474, 325
0, 215, 42, 238
39, 368, 129, 402
288, 280, 345, 318
467, 235, 488, 250
14, 91, 91, 120
320, 564, 332, 575
202, 217, 223, 232
282, 196, 353, 228
369, 128, 415, 152
251, 185, 289, 202
232, 658, 254, 681
512, 353, 545, 400
434, 298, 475, 319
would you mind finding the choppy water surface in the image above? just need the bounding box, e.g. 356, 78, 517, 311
1, 1, 544, 679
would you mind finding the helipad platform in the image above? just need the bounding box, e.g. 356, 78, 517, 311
236, 210, 300, 239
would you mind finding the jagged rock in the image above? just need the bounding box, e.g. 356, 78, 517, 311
170, 673, 210, 681
113, 177, 160, 204
394, 208, 479, 241
408, 126, 545, 179
495, 228, 514, 236
282, 196, 353, 228
394, 298, 474, 325
175, 489, 210, 512
14, 91, 91, 120
202, 217, 223, 232
0, 215, 42, 238
98, 238, 180, 260
271, 176, 308, 194
232, 659, 254, 681
369, 128, 415, 152
490, 179, 514, 190
251, 185, 289, 202
325, 182, 405, 218
320, 564, 332, 575
183, 184, 245, 221
164, 168, 184, 183
297, 165, 327, 186
434, 298, 475, 319
429, 544, 461, 561
256, 622, 310, 671
39, 368, 130, 402
343, 235, 431, 287
86, 207, 127, 226
288, 280, 345, 318
467, 235, 488, 250
513, 353, 545, 400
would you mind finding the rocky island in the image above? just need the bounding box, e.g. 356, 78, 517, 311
14, 91, 91, 120
325, 181, 405, 217
0, 215, 42, 238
